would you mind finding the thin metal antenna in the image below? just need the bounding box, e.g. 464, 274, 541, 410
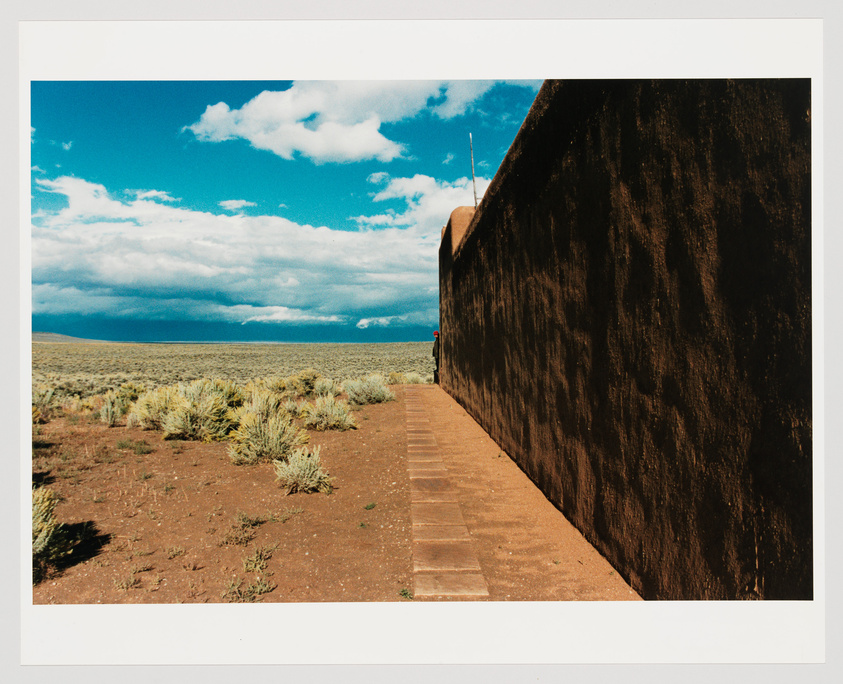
469, 132, 478, 209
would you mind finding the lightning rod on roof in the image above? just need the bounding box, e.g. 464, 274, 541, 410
470, 132, 478, 209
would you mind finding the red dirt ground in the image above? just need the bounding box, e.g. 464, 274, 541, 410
32, 386, 639, 603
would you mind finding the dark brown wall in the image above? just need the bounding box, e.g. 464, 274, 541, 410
439, 80, 812, 600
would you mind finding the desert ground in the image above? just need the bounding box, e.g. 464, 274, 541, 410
31, 340, 638, 603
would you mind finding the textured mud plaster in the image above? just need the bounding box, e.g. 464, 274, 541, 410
439, 79, 812, 600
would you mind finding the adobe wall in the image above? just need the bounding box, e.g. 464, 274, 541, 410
438, 80, 812, 600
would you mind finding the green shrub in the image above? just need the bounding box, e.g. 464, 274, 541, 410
296, 368, 322, 396
273, 445, 333, 495
231, 387, 284, 423
180, 378, 244, 410
245, 375, 288, 397
314, 377, 342, 397
282, 375, 305, 398
228, 411, 309, 465
344, 374, 395, 405
127, 386, 180, 430
210, 378, 246, 408
404, 372, 425, 384
64, 394, 105, 417
387, 372, 406, 385
161, 392, 234, 442
117, 381, 146, 404
263, 376, 288, 394
32, 385, 56, 422
60, 395, 83, 415
99, 390, 125, 427
303, 395, 356, 431
32, 486, 73, 582
128, 379, 241, 440
296, 401, 313, 420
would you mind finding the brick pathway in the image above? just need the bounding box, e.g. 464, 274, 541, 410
405, 387, 489, 597
404, 384, 641, 601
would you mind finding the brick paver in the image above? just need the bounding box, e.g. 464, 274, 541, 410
405, 386, 489, 598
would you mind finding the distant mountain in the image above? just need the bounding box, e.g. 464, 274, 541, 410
32, 332, 108, 344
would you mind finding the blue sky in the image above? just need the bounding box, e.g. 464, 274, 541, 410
30, 80, 541, 342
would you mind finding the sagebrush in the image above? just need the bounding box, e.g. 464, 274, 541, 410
228, 411, 309, 465
314, 377, 342, 397
302, 395, 357, 431
344, 374, 395, 405
32, 486, 73, 582
273, 445, 333, 495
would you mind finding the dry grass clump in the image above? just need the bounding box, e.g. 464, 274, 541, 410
281, 375, 304, 398
222, 576, 276, 603
302, 395, 357, 431
273, 445, 333, 495
219, 511, 269, 546
243, 544, 277, 573
344, 374, 395, 405
35, 355, 426, 504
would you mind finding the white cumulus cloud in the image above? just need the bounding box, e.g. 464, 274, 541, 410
133, 189, 180, 203
356, 316, 398, 329
242, 306, 344, 324
32, 175, 446, 328
352, 172, 490, 233
219, 199, 257, 212
185, 81, 528, 164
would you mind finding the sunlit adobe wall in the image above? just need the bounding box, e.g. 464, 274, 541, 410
439, 79, 812, 600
